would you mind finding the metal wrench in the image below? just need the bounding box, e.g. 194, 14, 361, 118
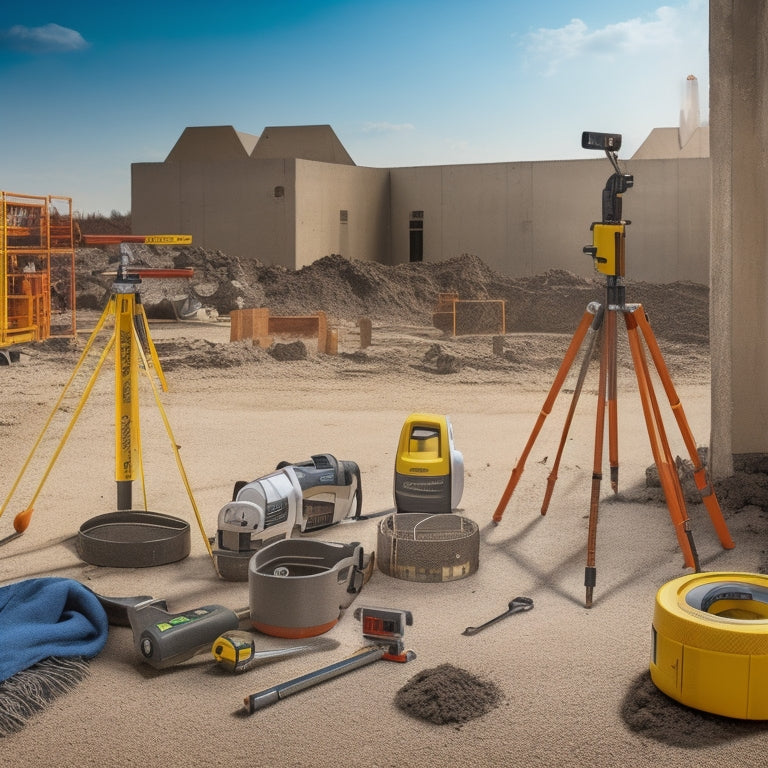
462, 596, 534, 636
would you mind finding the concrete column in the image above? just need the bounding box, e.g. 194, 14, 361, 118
710, 0, 768, 477
358, 317, 372, 348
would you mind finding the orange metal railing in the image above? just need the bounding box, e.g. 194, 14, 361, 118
1, 191, 76, 349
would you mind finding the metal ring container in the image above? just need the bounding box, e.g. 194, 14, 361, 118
377, 512, 479, 583
77, 510, 190, 567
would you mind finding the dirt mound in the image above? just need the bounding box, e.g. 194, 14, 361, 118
74, 248, 708, 344
622, 671, 768, 747
394, 664, 503, 725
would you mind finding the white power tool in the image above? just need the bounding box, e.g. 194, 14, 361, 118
213, 454, 362, 580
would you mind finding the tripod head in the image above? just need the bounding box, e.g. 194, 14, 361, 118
582, 132, 634, 223
581, 132, 633, 279
114, 243, 142, 293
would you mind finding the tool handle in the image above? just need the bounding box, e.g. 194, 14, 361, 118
462, 611, 512, 635
245, 646, 384, 713
462, 597, 534, 636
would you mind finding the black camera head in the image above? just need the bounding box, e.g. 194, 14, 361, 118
582, 132, 622, 152
580, 132, 632, 223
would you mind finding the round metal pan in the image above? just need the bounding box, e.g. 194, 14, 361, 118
77, 510, 191, 567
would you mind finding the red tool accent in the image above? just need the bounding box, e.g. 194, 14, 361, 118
131, 269, 195, 279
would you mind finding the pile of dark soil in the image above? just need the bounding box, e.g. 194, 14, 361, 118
621, 672, 768, 747
74, 248, 708, 344
394, 664, 503, 725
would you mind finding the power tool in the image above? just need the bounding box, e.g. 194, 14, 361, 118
125, 598, 341, 672
394, 413, 464, 514
127, 598, 250, 669
213, 453, 363, 581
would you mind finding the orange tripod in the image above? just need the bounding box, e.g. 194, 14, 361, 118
492, 132, 734, 607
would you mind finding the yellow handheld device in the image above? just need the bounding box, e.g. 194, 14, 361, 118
394, 413, 463, 514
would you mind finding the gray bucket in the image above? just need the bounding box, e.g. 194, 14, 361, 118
248, 539, 365, 638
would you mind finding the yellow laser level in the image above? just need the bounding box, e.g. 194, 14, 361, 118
585, 222, 626, 277
394, 413, 463, 514
580, 130, 632, 279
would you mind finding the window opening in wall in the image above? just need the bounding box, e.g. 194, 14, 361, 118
340, 210, 348, 223
409, 211, 423, 262
274, 186, 284, 198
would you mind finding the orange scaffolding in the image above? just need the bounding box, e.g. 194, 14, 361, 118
0, 191, 76, 358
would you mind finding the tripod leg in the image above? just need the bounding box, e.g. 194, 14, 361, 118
134, 296, 168, 392
13, 334, 116, 532
631, 306, 734, 550
605, 306, 620, 492
584, 306, 612, 608
493, 306, 599, 525
113, 294, 169, 511
541, 304, 605, 515
624, 311, 699, 570
1, 297, 117, 532
116, 294, 141, 510
133, 331, 214, 560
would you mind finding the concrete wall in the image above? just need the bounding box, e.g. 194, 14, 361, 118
132, 135, 711, 284
628, 158, 711, 282
131, 158, 297, 268
132, 158, 391, 270
294, 161, 390, 268
710, 0, 768, 474
389, 157, 709, 282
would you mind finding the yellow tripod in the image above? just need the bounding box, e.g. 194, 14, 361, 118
492, 133, 734, 607
0, 243, 212, 558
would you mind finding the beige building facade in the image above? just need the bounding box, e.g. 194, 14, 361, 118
131, 0, 768, 476
132, 124, 709, 284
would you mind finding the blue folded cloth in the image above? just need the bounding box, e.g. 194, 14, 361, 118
0, 577, 109, 682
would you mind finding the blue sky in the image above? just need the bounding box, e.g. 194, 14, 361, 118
0, 0, 708, 215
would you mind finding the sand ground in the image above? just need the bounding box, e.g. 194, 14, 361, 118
1, 313, 767, 767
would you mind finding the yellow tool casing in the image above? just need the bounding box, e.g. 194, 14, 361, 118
650, 572, 768, 719
394, 413, 463, 514
212, 630, 254, 672
589, 223, 625, 277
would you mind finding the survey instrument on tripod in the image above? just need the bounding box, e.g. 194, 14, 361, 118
0, 241, 212, 560
492, 131, 734, 608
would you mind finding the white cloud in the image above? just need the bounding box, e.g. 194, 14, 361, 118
523, 1, 707, 76
1, 23, 89, 53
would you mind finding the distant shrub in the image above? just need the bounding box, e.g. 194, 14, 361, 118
74, 211, 132, 237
